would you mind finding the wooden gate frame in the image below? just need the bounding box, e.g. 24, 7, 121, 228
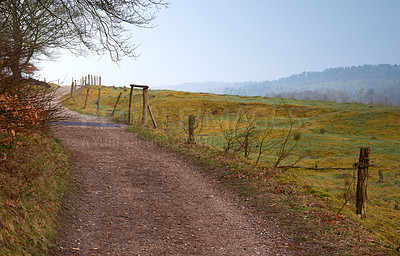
128, 84, 157, 128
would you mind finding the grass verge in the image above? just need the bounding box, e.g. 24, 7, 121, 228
0, 132, 69, 256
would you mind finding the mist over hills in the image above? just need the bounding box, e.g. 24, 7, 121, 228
160, 64, 400, 106
155, 81, 236, 94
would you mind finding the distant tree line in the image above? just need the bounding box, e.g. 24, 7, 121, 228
265, 86, 400, 106
274, 64, 400, 86
222, 64, 400, 106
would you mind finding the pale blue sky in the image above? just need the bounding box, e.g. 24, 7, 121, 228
38, 0, 400, 87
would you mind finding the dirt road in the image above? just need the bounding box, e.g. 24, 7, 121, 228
50, 88, 291, 255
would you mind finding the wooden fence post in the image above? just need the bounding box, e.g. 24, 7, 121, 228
96, 88, 101, 115
188, 115, 195, 143
356, 147, 370, 219
83, 88, 90, 109
70, 81, 74, 98
148, 105, 157, 128
128, 85, 134, 124
111, 92, 122, 116
142, 87, 149, 127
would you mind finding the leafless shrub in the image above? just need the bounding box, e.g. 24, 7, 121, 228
337, 170, 357, 215
272, 102, 304, 171
233, 109, 258, 158
219, 100, 305, 170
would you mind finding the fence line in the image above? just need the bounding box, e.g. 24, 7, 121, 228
277, 165, 355, 171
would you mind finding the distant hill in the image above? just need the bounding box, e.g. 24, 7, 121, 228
223, 64, 400, 106
161, 64, 400, 106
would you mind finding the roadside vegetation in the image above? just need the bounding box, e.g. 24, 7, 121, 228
0, 78, 69, 255
0, 128, 69, 255
64, 85, 400, 254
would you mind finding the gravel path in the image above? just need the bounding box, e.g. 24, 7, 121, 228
49, 87, 292, 256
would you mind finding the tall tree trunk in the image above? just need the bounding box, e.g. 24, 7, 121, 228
10, 59, 22, 80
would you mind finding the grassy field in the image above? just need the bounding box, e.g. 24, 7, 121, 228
64, 85, 400, 251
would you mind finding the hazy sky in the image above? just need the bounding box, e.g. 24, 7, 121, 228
38, 0, 400, 87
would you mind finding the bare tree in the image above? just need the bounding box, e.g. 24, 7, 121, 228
0, 0, 73, 80
37, 0, 168, 60
0, 0, 168, 80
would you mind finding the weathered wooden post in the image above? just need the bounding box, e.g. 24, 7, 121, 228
142, 87, 149, 127
99, 76, 102, 85
356, 147, 370, 219
188, 115, 195, 144
129, 84, 150, 125
70, 81, 74, 98
128, 85, 134, 124
148, 105, 157, 128
83, 88, 90, 109
96, 88, 101, 115
111, 92, 122, 116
